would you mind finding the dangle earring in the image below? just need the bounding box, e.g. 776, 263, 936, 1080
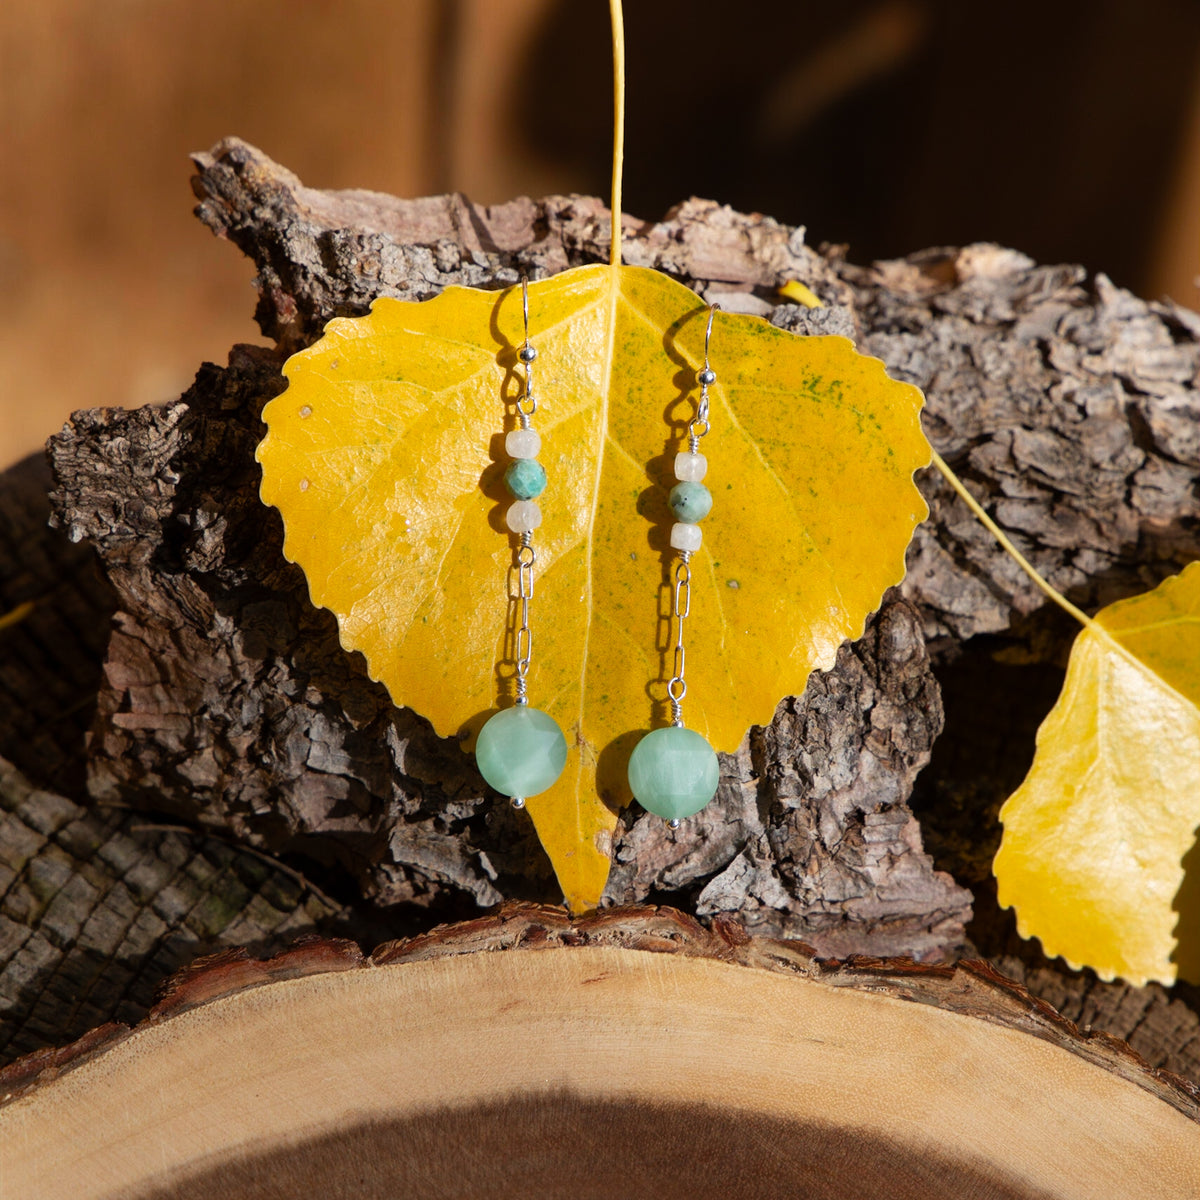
627, 303, 722, 827
474, 279, 568, 809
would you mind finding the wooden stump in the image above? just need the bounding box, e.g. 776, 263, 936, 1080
1, 908, 1195, 1200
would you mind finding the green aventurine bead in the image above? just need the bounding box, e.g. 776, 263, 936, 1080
668, 481, 712, 523
627, 726, 719, 821
504, 458, 547, 500
476, 705, 567, 798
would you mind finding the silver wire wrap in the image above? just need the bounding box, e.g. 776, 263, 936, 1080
514, 532, 535, 704
517, 277, 537, 427
668, 302, 719, 725
687, 302, 719, 452
667, 552, 691, 725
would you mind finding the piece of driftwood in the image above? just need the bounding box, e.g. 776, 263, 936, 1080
0, 453, 344, 1067
47, 140, 977, 958
1, 907, 1196, 1200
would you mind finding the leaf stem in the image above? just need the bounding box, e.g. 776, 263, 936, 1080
0, 599, 34, 632
608, 0, 625, 268
929, 449, 1097, 631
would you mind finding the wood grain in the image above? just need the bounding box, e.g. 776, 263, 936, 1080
1, 908, 1195, 1200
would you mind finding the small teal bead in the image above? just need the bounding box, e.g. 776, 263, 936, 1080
505, 458, 547, 500
476, 705, 567, 799
627, 726, 719, 821
668, 481, 712, 523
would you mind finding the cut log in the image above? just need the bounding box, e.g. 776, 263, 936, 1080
1, 908, 1195, 1200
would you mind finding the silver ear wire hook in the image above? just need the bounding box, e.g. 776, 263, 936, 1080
689, 302, 719, 450
702, 301, 719, 377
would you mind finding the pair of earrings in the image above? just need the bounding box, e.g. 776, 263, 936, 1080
475, 281, 720, 827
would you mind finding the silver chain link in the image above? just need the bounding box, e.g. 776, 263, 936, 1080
513, 533, 535, 704
666, 553, 691, 725
688, 387, 710, 449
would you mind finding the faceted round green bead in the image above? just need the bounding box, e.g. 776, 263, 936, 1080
668, 481, 712, 523
476, 705, 567, 799
627, 726, 719, 821
504, 458, 547, 500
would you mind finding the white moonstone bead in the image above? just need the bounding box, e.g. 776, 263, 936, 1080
670, 522, 703, 552
674, 451, 707, 482
506, 500, 543, 533
505, 428, 542, 459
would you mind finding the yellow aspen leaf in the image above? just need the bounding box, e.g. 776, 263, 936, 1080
995, 562, 1200, 986
257, 263, 929, 911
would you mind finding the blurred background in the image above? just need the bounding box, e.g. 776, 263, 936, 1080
2, 0, 1198, 469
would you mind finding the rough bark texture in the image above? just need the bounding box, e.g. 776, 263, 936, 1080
857, 252, 1200, 641
185, 139, 1200, 643
1, 137, 1197, 1079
